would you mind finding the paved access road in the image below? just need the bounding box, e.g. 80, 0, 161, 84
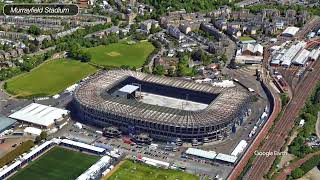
244, 60, 320, 180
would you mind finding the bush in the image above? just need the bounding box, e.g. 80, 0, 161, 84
291, 168, 304, 179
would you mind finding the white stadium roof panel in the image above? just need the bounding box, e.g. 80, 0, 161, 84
61, 139, 105, 153
118, 85, 140, 93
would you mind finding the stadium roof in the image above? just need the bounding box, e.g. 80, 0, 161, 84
76, 156, 111, 180
61, 139, 105, 153
282, 26, 299, 37
118, 85, 139, 94
9, 103, 70, 127
23, 141, 53, 160
74, 70, 251, 127
215, 153, 237, 163
0, 116, 16, 133
185, 148, 217, 160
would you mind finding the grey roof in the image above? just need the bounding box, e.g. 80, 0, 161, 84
0, 116, 16, 133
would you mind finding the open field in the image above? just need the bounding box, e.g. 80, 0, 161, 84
85, 41, 155, 68
10, 147, 99, 180
5, 59, 97, 98
106, 160, 199, 180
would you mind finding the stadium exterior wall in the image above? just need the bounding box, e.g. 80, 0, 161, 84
73, 98, 249, 142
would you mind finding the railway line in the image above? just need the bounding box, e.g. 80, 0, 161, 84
245, 59, 320, 179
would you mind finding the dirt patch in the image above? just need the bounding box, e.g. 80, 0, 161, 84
0, 137, 33, 158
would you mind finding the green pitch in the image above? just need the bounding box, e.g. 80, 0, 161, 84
10, 147, 99, 180
5, 59, 97, 98
85, 41, 155, 68
106, 160, 199, 180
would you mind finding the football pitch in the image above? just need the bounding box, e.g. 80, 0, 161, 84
85, 41, 155, 68
10, 147, 99, 180
5, 59, 97, 98
106, 160, 199, 180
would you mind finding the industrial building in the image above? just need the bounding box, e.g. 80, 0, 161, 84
73, 70, 251, 143
282, 26, 299, 37
235, 43, 264, 64
9, 103, 70, 129
0, 116, 16, 133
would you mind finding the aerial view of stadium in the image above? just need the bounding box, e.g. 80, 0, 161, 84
73, 70, 252, 142
3, 0, 320, 179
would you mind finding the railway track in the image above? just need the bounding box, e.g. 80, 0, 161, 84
245, 59, 320, 179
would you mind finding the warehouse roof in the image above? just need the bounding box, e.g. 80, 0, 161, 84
9, 103, 70, 127
282, 26, 299, 37
292, 49, 310, 65
0, 116, 16, 133
185, 148, 217, 160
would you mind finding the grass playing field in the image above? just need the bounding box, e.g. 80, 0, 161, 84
84, 41, 155, 68
106, 160, 199, 180
4, 59, 97, 98
10, 147, 99, 180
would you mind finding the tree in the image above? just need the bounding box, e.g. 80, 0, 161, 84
291, 168, 304, 179
40, 131, 47, 140
153, 65, 164, 75
28, 25, 41, 35
168, 67, 175, 77
35, 136, 41, 144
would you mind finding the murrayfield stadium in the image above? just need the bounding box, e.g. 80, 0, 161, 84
73, 70, 252, 142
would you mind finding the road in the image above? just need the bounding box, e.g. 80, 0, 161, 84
244, 59, 320, 180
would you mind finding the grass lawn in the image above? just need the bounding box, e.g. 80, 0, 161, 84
106, 160, 199, 180
85, 41, 155, 68
5, 59, 97, 98
10, 147, 99, 180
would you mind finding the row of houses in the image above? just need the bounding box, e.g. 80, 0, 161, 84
0, 49, 24, 61
159, 10, 210, 31
0, 31, 34, 41
212, 8, 310, 37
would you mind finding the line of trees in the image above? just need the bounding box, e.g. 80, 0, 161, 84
289, 84, 320, 157
290, 155, 320, 179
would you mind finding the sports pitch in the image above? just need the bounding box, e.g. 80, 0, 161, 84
5, 59, 97, 98
10, 147, 99, 180
106, 160, 199, 180
85, 41, 155, 68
